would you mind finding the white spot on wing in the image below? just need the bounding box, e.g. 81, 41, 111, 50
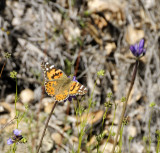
80, 86, 83, 89
50, 65, 55, 69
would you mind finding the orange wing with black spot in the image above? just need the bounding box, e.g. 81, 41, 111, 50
44, 81, 56, 97
41, 62, 68, 99
69, 81, 87, 96
41, 62, 65, 80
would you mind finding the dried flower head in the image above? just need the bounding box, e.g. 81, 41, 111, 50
121, 97, 126, 102
10, 71, 17, 79
4, 52, 11, 59
123, 116, 129, 125
104, 101, 112, 108
149, 102, 156, 108
97, 70, 105, 77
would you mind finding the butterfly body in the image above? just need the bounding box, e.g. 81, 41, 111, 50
41, 62, 87, 102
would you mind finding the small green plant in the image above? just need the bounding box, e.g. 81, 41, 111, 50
119, 117, 129, 152
75, 70, 105, 153
7, 71, 28, 152
84, 10, 91, 16
102, 92, 113, 130
4, 52, 11, 58
143, 102, 156, 153
78, 18, 85, 28
147, 102, 156, 153
121, 97, 126, 103
96, 132, 105, 153
129, 136, 133, 153
97, 70, 105, 77
156, 130, 160, 153
10, 71, 19, 128
102, 103, 117, 152
143, 136, 148, 152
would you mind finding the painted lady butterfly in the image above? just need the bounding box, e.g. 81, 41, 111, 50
41, 62, 87, 102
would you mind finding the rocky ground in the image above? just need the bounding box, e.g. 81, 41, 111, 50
0, 0, 160, 152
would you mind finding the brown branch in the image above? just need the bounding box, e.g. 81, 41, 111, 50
36, 101, 58, 153
0, 62, 6, 79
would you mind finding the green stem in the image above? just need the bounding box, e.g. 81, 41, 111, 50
77, 77, 98, 152
12, 143, 16, 153
14, 78, 18, 128
102, 104, 117, 153
111, 60, 139, 153
129, 139, 131, 153
148, 107, 153, 152
96, 142, 100, 153
119, 123, 124, 153
156, 136, 160, 153
88, 77, 97, 111
77, 121, 86, 153
102, 108, 108, 131
78, 132, 83, 153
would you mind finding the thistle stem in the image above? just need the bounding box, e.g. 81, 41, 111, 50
111, 60, 139, 153
36, 101, 58, 153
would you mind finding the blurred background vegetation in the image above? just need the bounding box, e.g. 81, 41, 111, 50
0, 0, 160, 152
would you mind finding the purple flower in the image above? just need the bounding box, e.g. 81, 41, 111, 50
72, 76, 78, 82
130, 39, 146, 57
66, 96, 76, 102
7, 129, 23, 145
7, 138, 13, 145
13, 129, 21, 136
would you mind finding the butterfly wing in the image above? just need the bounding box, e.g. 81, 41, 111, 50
41, 62, 68, 98
44, 81, 57, 97
41, 62, 87, 102
54, 77, 73, 102
54, 88, 69, 102
69, 81, 87, 96
41, 62, 67, 80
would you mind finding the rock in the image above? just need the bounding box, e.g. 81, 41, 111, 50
0, 117, 7, 127
77, 110, 104, 125
40, 129, 54, 152
125, 25, 144, 45
63, 124, 71, 132
99, 141, 113, 153
51, 132, 62, 145
42, 97, 54, 106
5, 94, 15, 103
127, 125, 137, 137
34, 86, 42, 102
44, 101, 55, 114
105, 42, 116, 56
86, 136, 96, 147
12, 17, 21, 26
0, 102, 12, 113
20, 89, 34, 104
